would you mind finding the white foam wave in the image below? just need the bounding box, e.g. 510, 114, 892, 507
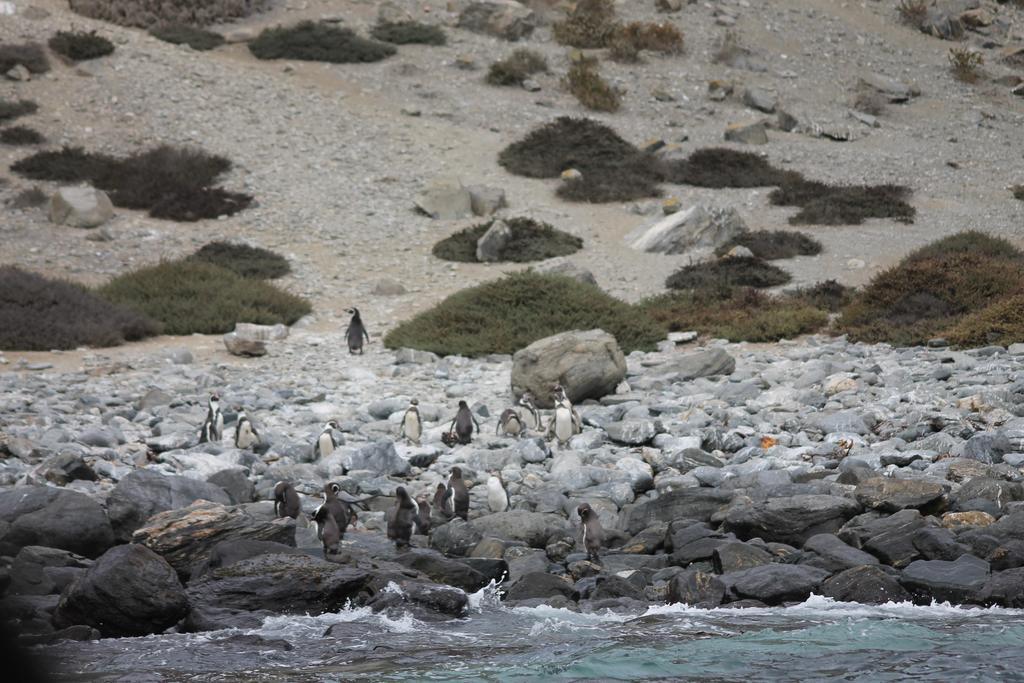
375, 610, 419, 633
255, 602, 374, 638
467, 579, 504, 613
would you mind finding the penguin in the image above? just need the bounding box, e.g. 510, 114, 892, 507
547, 384, 581, 447
518, 392, 542, 432
273, 481, 301, 519
496, 407, 524, 438
234, 408, 261, 450
399, 399, 423, 446
577, 503, 604, 564
449, 400, 480, 445
433, 482, 453, 518
414, 493, 432, 535
386, 486, 417, 548
345, 307, 370, 355
198, 393, 224, 444
313, 420, 340, 460
314, 482, 352, 541
314, 504, 341, 557
446, 466, 470, 521
486, 475, 509, 513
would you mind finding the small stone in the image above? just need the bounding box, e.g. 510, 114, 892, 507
371, 278, 407, 296
521, 78, 541, 92
415, 177, 473, 220
49, 187, 114, 228
742, 87, 777, 114
5, 64, 30, 81
476, 219, 512, 262
467, 185, 507, 217
724, 121, 769, 145
561, 168, 582, 181
662, 197, 682, 215
724, 245, 755, 259
84, 227, 114, 242
667, 331, 697, 344
846, 258, 866, 270
223, 332, 267, 357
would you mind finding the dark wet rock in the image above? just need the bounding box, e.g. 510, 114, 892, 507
912, 527, 970, 562
184, 605, 275, 631
107, 469, 232, 543
189, 539, 305, 580
712, 541, 773, 574
667, 569, 725, 607
839, 509, 930, 567
18, 624, 101, 645
672, 534, 730, 566
394, 549, 489, 592
958, 531, 1003, 560
620, 522, 668, 554
619, 489, 734, 535
31, 452, 97, 485
503, 571, 576, 602
800, 533, 879, 573
0, 487, 114, 559
430, 519, 484, 557
854, 478, 946, 513
961, 432, 1012, 464
988, 540, 1024, 571
901, 555, 990, 604
208, 634, 293, 651
366, 580, 468, 618
207, 468, 255, 505
133, 501, 296, 580
456, 557, 509, 583
819, 565, 911, 604
54, 544, 188, 638
950, 478, 1024, 512
8, 546, 92, 595
977, 568, 1024, 608
723, 564, 830, 605
471, 511, 570, 548
722, 495, 861, 545
591, 575, 646, 602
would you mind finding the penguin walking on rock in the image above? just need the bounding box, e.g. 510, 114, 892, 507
433, 482, 452, 519
234, 409, 261, 450
577, 503, 604, 564
496, 407, 524, 438
314, 482, 352, 542
414, 493, 432, 535
547, 384, 581, 448
486, 475, 509, 513
399, 399, 423, 446
446, 466, 470, 521
273, 481, 301, 519
449, 401, 480, 445
198, 393, 224, 444
386, 486, 418, 548
314, 505, 341, 557
345, 307, 370, 355
519, 392, 542, 432
314, 420, 340, 460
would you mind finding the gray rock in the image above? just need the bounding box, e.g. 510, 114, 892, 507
725, 564, 830, 605
901, 554, 989, 604
619, 488, 734, 535
820, 565, 910, 604
371, 278, 407, 296
457, 0, 537, 41
977, 567, 1024, 608
712, 541, 773, 574
912, 527, 969, 562
722, 495, 862, 545
476, 219, 512, 262
467, 185, 507, 216
531, 257, 597, 286
107, 469, 233, 543
0, 487, 114, 559
207, 468, 255, 505
471, 511, 570, 548
723, 120, 769, 144
628, 205, 746, 254
223, 331, 267, 357
394, 548, 489, 592
344, 440, 410, 477
503, 572, 575, 601
48, 186, 114, 228
430, 519, 484, 557
189, 539, 305, 580
742, 87, 777, 113
807, 410, 870, 435
145, 432, 195, 452
511, 329, 626, 408
605, 420, 658, 446
415, 176, 473, 219
651, 347, 736, 381
801, 533, 879, 573
8, 546, 92, 595
854, 478, 946, 513
857, 72, 920, 102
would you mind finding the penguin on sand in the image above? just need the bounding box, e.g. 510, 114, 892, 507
433, 482, 452, 519
414, 493, 432, 534
496, 406, 524, 438
399, 399, 423, 446
345, 307, 370, 355
198, 393, 224, 444
273, 481, 301, 519
446, 466, 470, 521
547, 384, 581, 447
577, 503, 604, 564
449, 401, 480, 445
234, 408, 261, 450
518, 392, 542, 432
486, 474, 509, 513
313, 420, 340, 460
314, 505, 341, 557
386, 486, 418, 548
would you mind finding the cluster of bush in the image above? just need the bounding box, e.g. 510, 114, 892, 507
432, 217, 583, 264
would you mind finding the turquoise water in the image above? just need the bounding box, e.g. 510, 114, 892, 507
44, 594, 1024, 682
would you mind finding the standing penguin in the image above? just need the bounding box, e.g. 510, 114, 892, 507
496, 407, 524, 438
345, 307, 370, 355
234, 409, 261, 450
486, 475, 509, 513
519, 392, 542, 432
399, 399, 423, 446
433, 482, 452, 518
414, 493, 432, 535
314, 505, 341, 557
314, 482, 352, 541
386, 486, 418, 548
577, 503, 604, 564
547, 384, 581, 447
313, 420, 340, 460
198, 393, 224, 444
449, 401, 480, 445
446, 466, 470, 521
273, 481, 301, 519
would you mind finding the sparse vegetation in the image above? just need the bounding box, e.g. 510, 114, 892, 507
664, 147, 797, 188
0, 266, 160, 351
0, 126, 44, 146
666, 256, 792, 291
897, 0, 929, 28
99, 260, 310, 336
564, 57, 622, 112
787, 280, 855, 312
616, 21, 684, 55
769, 178, 915, 225
948, 46, 984, 82
487, 49, 547, 86
384, 272, 664, 357
249, 21, 396, 64
943, 294, 1024, 348
69, 0, 269, 29
0, 43, 50, 74
712, 30, 744, 66
432, 218, 583, 263
11, 145, 251, 222
851, 84, 887, 116
716, 230, 822, 260
150, 24, 225, 51
371, 21, 446, 46
552, 0, 620, 49
0, 99, 38, 123
190, 241, 292, 279
7, 186, 48, 209
49, 30, 115, 61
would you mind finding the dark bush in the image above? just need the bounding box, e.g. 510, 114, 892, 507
1013, 185, 1024, 201
0, 266, 160, 351
0, 43, 50, 74
370, 21, 446, 45
904, 230, 1020, 263
564, 56, 621, 112
0, 126, 44, 146
7, 186, 48, 209
432, 217, 583, 263
0, 99, 38, 123
786, 280, 854, 312
49, 31, 115, 61
664, 148, 797, 188
557, 157, 663, 202
249, 21, 396, 63
665, 256, 792, 291
716, 230, 822, 260
69, 0, 269, 29
487, 48, 547, 86
98, 260, 311, 335
943, 295, 1024, 348
150, 24, 225, 51
769, 178, 915, 225
552, 0, 619, 49
11, 145, 251, 221
190, 241, 291, 279
384, 272, 664, 356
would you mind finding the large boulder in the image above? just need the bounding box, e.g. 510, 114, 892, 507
644, 348, 736, 381
801, 533, 879, 573
819, 565, 911, 604
668, 569, 726, 607
900, 555, 990, 604
458, 0, 536, 41
343, 440, 410, 476
854, 478, 946, 513
430, 519, 484, 557
0, 487, 114, 558
107, 469, 232, 542
471, 511, 570, 548
54, 544, 187, 638
619, 488, 734, 535
133, 501, 296, 580
8, 546, 92, 596
628, 205, 746, 254
48, 186, 114, 228
393, 549, 489, 592
724, 564, 830, 605
977, 568, 1024, 608
511, 329, 626, 408
722, 495, 861, 545
503, 572, 575, 602
189, 539, 305, 580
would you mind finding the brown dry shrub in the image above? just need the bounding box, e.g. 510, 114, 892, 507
552, 0, 619, 48
69, 0, 270, 29
564, 57, 621, 112
617, 21, 684, 55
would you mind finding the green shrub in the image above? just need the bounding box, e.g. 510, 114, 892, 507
665, 256, 792, 291
432, 218, 583, 263
786, 280, 854, 312
7, 186, 48, 209
0, 266, 160, 351
0, 43, 50, 74
150, 24, 225, 51
564, 57, 621, 112
905, 230, 1021, 263
769, 178, 915, 225
943, 294, 1024, 348
716, 230, 822, 260
640, 288, 828, 343
0, 126, 44, 146
0, 99, 38, 123
552, 0, 619, 48
99, 260, 310, 335
48, 31, 115, 61
370, 21, 446, 45
69, 0, 269, 29
249, 21, 396, 63
11, 145, 251, 222
384, 272, 664, 356
487, 48, 547, 86
663, 148, 797, 188
189, 241, 291, 279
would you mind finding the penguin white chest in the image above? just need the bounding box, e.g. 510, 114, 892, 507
237, 422, 256, 449
318, 432, 335, 457
486, 477, 508, 512
403, 412, 422, 439
554, 406, 574, 442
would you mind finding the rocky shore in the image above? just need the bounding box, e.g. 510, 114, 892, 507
2, 326, 1024, 644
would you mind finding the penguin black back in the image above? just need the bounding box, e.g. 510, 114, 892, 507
322, 482, 352, 536
345, 307, 370, 355
273, 481, 301, 519
578, 503, 603, 564
447, 466, 469, 521
386, 486, 417, 548
414, 494, 431, 534
451, 401, 479, 445
433, 482, 452, 518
